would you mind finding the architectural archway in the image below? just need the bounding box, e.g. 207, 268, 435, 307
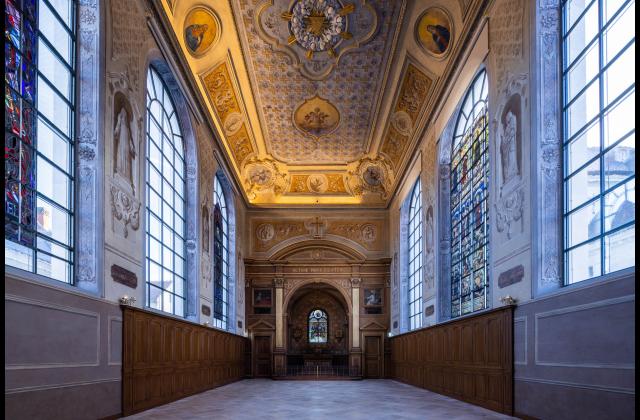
245, 238, 390, 378
285, 282, 350, 374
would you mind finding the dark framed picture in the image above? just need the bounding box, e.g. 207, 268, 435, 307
363, 288, 383, 307
253, 288, 272, 308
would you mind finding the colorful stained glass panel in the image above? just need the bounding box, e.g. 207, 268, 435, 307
450, 70, 489, 319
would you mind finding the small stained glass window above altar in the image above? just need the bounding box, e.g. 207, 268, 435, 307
308, 309, 328, 343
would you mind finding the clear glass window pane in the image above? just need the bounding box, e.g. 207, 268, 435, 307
565, 159, 600, 211
38, 41, 71, 101
566, 80, 600, 139
603, 1, 635, 64
567, 200, 601, 247
38, 1, 72, 64
566, 120, 600, 175
565, 2, 599, 67
604, 225, 635, 273
37, 76, 71, 136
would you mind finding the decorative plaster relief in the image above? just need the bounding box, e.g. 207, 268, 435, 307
252, 221, 307, 252
110, 0, 146, 92
243, 156, 289, 198
495, 186, 524, 240
257, 0, 378, 80
493, 73, 527, 192
112, 93, 139, 194
326, 220, 384, 251
349, 156, 394, 199
293, 95, 341, 139
201, 61, 256, 168
109, 183, 141, 238
380, 62, 433, 169
289, 173, 348, 194
489, 0, 524, 87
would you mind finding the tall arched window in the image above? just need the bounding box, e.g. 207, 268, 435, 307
562, 0, 635, 283
450, 69, 489, 318
213, 174, 229, 329
5, 0, 76, 283
145, 66, 187, 317
408, 179, 423, 330
308, 309, 328, 343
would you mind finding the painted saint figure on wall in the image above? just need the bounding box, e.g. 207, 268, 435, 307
113, 106, 136, 188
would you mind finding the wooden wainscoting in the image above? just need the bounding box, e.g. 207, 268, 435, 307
122, 306, 249, 416
390, 306, 514, 415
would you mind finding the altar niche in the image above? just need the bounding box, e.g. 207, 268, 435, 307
286, 284, 349, 376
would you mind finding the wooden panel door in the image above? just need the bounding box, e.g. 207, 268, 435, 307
365, 336, 382, 378
253, 335, 272, 377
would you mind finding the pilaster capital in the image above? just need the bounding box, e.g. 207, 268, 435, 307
273, 277, 285, 288
350, 277, 362, 288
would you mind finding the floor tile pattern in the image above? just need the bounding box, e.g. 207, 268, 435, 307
122, 379, 515, 420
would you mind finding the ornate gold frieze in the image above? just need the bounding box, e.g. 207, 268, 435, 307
379, 62, 433, 169
201, 60, 256, 169
288, 173, 348, 194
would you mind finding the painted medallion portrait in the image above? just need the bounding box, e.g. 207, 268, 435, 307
183, 7, 220, 57
415, 7, 453, 59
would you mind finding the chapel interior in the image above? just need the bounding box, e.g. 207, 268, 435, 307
4, 0, 636, 419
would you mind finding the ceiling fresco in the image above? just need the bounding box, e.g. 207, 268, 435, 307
159, 0, 477, 207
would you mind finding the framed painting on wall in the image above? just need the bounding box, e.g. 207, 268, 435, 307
253, 288, 272, 308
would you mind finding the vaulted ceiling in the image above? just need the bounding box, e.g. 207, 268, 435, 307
159, 0, 477, 207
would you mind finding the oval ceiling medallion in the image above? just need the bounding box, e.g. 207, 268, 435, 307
183, 7, 221, 57
415, 7, 453, 60
293, 95, 340, 139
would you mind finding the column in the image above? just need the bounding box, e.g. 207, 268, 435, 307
273, 277, 285, 376
350, 277, 362, 376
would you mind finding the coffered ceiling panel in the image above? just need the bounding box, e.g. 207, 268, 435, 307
158, 0, 479, 207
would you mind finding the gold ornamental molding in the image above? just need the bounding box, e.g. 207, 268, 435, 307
200, 52, 258, 170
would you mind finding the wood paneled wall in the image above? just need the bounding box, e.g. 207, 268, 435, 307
390, 306, 514, 415
122, 306, 249, 416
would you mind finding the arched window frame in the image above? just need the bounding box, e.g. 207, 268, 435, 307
308, 308, 329, 344
407, 179, 424, 330
449, 69, 489, 319
144, 65, 188, 317
5, 0, 103, 293
213, 173, 229, 330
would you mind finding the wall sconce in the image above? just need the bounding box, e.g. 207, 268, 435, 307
500, 295, 517, 305
119, 295, 136, 306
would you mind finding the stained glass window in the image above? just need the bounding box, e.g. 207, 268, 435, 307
408, 179, 423, 330
450, 69, 489, 318
145, 66, 186, 317
308, 309, 328, 344
213, 175, 229, 330
562, 0, 635, 283
5, 0, 76, 283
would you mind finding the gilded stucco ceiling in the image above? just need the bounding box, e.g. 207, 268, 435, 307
234, 0, 403, 165
159, 0, 475, 207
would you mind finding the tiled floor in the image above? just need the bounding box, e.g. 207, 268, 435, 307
122, 379, 515, 420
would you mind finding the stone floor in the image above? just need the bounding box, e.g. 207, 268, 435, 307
122, 379, 515, 420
